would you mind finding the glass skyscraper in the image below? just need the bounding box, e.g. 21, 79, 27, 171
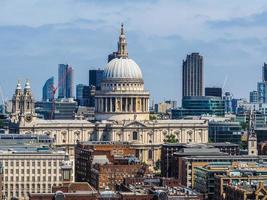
42, 77, 54, 101
89, 69, 104, 90
257, 82, 266, 103
58, 64, 74, 99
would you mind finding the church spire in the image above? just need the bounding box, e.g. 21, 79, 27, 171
117, 23, 128, 58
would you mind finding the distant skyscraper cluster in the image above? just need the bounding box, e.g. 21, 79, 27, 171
249, 63, 267, 104
182, 53, 203, 97
58, 64, 74, 99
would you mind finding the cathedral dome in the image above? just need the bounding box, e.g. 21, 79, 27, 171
104, 58, 143, 80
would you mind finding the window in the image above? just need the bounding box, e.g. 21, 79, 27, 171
148, 149, 153, 160
133, 131, 138, 140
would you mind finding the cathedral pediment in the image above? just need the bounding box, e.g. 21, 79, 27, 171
123, 120, 147, 128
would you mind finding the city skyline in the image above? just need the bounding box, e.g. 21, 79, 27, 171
0, 0, 267, 103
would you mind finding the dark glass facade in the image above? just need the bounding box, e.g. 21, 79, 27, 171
172, 96, 224, 119
205, 87, 222, 98
208, 121, 242, 144
89, 69, 104, 90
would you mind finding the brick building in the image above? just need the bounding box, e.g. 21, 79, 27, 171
29, 182, 98, 200
75, 141, 148, 190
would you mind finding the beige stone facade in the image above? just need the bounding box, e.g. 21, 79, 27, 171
0, 148, 72, 200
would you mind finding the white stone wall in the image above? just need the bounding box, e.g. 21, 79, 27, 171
0, 153, 68, 200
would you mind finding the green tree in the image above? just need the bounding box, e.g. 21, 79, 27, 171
164, 134, 178, 143
149, 114, 157, 120
240, 121, 248, 131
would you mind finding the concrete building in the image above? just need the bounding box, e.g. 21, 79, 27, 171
215, 171, 267, 200
42, 77, 54, 102
161, 143, 240, 178
205, 87, 222, 98
35, 99, 77, 120
58, 64, 74, 99
195, 163, 267, 200
173, 155, 267, 189
0, 144, 72, 200
182, 53, 204, 97
154, 100, 177, 113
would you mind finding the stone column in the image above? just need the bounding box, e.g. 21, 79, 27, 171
99, 98, 102, 112
132, 98, 134, 112
146, 98, 149, 112
95, 98, 98, 112
125, 97, 128, 112
109, 97, 113, 112
129, 98, 132, 112
145, 98, 147, 112
105, 98, 107, 112
120, 97, 122, 112
141, 98, 144, 112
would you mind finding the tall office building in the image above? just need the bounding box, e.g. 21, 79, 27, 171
223, 92, 233, 114
205, 87, 222, 98
58, 64, 74, 99
76, 84, 91, 106
257, 82, 266, 103
182, 53, 203, 97
249, 91, 258, 104
262, 63, 267, 82
89, 69, 104, 90
42, 77, 54, 101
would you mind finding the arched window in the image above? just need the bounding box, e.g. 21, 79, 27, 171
133, 131, 138, 140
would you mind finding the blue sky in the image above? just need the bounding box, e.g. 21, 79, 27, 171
0, 0, 267, 104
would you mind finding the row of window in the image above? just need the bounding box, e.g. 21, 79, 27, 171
5, 168, 58, 175
103, 83, 142, 87
5, 175, 60, 182
4, 161, 58, 167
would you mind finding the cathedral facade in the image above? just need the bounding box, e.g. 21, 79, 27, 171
11, 25, 208, 166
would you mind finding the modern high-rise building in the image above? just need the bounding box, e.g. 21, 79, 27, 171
205, 87, 222, 98
58, 64, 74, 99
257, 82, 266, 103
76, 84, 91, 106
42, 77, 54, 102
262, 62, 267, 82
108, 51, 118, 62
249, 90, 258, 103
182, 53, 204, 97
89, 69, 104, 90
223, 92, 233, 114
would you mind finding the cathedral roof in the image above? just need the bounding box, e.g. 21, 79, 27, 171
104, 58, 143, 80
103, 24, 143, 81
